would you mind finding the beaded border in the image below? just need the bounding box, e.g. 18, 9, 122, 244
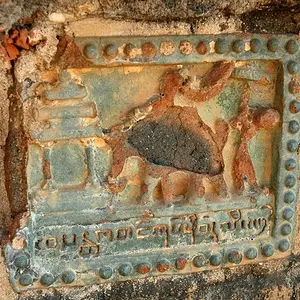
6, 34, 300, 291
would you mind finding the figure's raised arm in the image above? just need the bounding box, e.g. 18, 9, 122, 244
180, 61, 235, 103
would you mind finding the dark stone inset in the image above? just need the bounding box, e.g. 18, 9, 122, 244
127, 121, 212, 174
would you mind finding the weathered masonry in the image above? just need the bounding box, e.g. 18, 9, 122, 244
4, 34, 300, 292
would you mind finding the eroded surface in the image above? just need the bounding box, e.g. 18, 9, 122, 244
4, 34, 299, 292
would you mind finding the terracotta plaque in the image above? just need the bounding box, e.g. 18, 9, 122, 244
5, 34, 300, 291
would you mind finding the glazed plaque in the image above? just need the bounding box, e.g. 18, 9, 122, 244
5, 34, 300, 291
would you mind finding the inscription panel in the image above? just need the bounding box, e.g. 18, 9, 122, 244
34, 208, 272, 256
5, 34, 300, 291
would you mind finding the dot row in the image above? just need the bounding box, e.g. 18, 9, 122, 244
82, 38, 299, 60
15, 241, 290, 286
281, 58, 300, 241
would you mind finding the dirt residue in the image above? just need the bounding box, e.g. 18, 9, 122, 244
0, 256, 15, 300
260, 285, 293, 300
5, 86, 28, 216
241, 5, 300, 33
52, 35, 94, 69
0, 66, 12, 236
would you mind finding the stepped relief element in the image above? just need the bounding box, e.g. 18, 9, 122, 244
103, 61, 280, 206
30, 70, 102, 142
27, 138, 112, 195
28, 71, 111, 196
44, 71, 87, 100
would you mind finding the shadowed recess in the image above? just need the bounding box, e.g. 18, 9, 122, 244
127, 121, 212, 174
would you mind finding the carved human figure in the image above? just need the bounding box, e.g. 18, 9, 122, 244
105, 62, 235, 204
229, 85, 280, 191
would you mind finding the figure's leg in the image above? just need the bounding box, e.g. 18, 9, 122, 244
233, 140, 257, 191
208, 174, 228, 198
161, 171, 191, 204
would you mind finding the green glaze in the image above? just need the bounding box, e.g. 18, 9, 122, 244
6, 33, 300, 292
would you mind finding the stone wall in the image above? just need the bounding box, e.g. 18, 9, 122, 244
1, 1, 300, 299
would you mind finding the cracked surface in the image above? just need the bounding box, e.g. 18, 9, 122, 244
0, 0, 300, 298
128, 120, 212, 174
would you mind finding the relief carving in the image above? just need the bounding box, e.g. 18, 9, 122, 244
8, 34, 296, 291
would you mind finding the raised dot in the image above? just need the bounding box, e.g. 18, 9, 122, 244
262, 244, 274, 257
124, 43, 137, 59
281, 223, 292, 235
289, 119, 300, 132
290, 101, 300, 114
61, 270, 75, 284
285, 158, 296, 171
104, 44, 118, 59
210, 253, 222, 266
245, 247, 258, 260
137, 263, 151, 274
14, 254, 29, 269
118, 263, 133, 276
175, 257, 187, 270
228, 250, 242, 264
99, 267, 113, 279
279, 239, 290, 252
215, 39, 228, 54
232, 39, 244, 53
286, 40, 298, 54
179, 41, 193, 55
282, 208, 294, 220
156, 259, 169, 272
289, 81, 300, 94
289, 120, 299, 133
142, 42, 156, 58
40, 273, 55, 286
19, 273, 33, 286
193, 254, 206, 268
287, 61, 299, 74
287, 140, 298, 152
83, 44, 97, 59
267, 38, 280, 52
284, 191, 295, 203
196, 41, 208, 54
160, 41, 175, 56
285, 175, 296, 188
250, 39, 262, 53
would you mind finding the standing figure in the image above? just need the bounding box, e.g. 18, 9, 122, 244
230, 85, 280, 191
